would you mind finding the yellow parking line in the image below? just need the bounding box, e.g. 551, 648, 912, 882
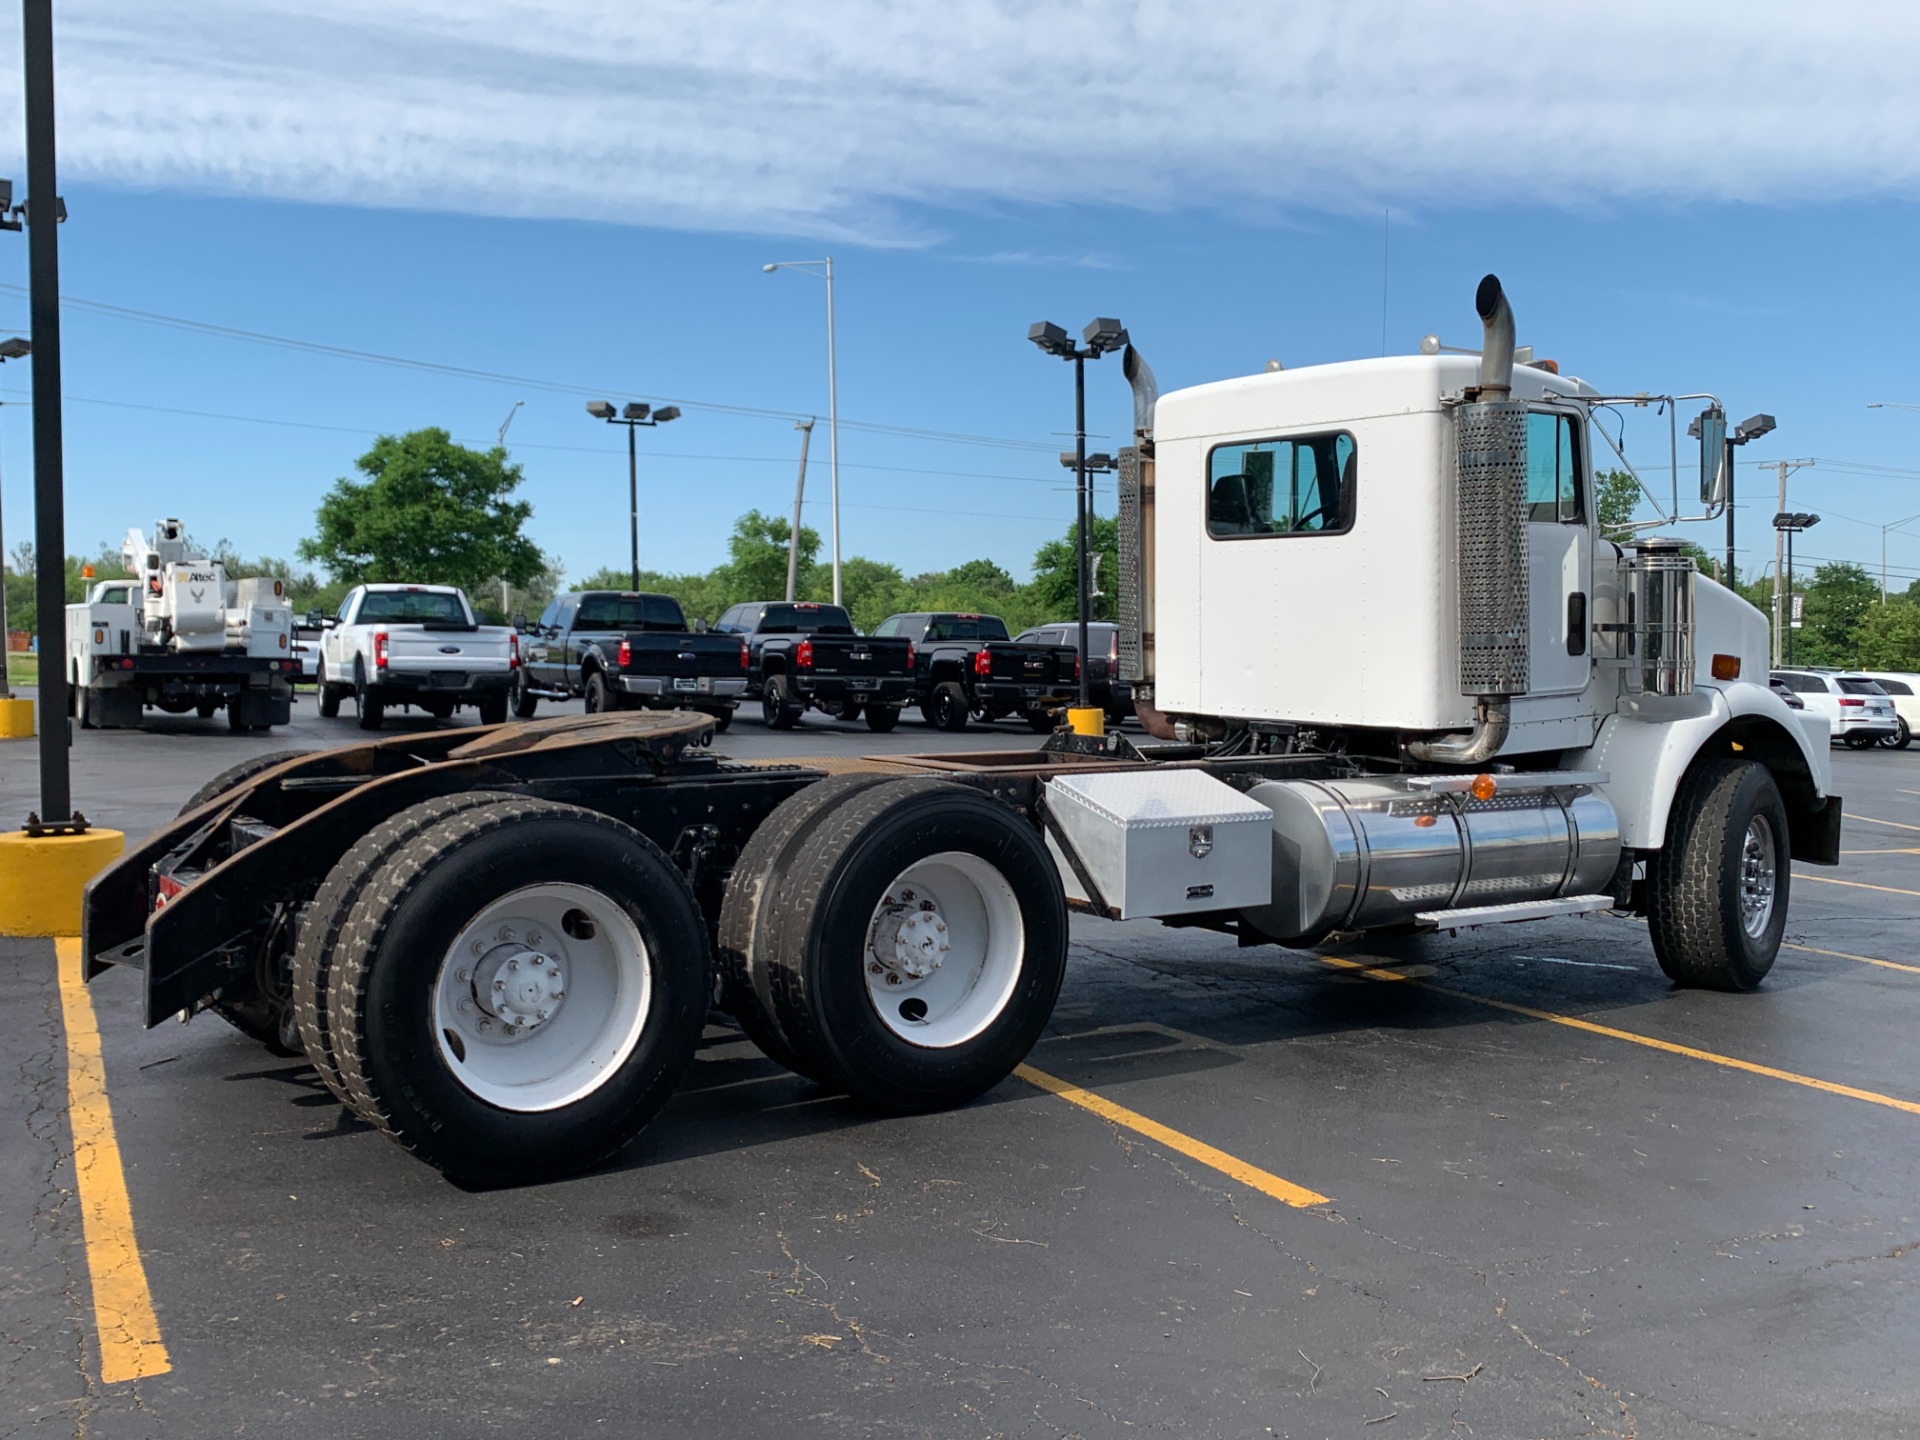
53, 938, 171, 1384
1316, 954, 1920, 1119
1794, 872, 1920, 899
1014, 1063, 1331, 1208
1840, 847, 1920, 855
1847, 813, 1920, 833
1783, 942, 1920, 977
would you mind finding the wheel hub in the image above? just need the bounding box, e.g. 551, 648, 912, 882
869, 894, 951, 981
470, 927, 567, 1036
1739, 816, 1777, 939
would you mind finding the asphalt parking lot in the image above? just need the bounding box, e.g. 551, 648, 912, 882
5, 697, 1920, 1438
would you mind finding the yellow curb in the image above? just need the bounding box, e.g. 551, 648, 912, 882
0, 695, 32, 739
0, 829, 126, 936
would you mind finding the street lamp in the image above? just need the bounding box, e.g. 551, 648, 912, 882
585, 400, 681, 590
0, 336, 28, 701
1030, 316, 1128, 726
1772, 510, 1821, 664
763, 258, 841, 606
1880, 511, 1920, 601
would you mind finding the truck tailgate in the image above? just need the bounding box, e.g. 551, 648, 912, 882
810, 637, 913, 678
980, 642, 1074, 686
384, 629, 514, 673
621, 635, 745, 680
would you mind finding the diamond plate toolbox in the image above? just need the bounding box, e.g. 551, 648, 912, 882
1042, 769, 1272, 920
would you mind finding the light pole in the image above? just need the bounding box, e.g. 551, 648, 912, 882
763, 258, 841, 605
0, 337, 29, 700
1029, 317, 1128, 726
1773, 511, 1820, 665
1881, 511, 1920, 601
1763, 459, 1815, 666
585, 400, 680, 590
1725, 413, 1775, 585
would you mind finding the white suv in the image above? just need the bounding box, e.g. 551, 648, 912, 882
1770, 669, 1901, 749
1852, 671, 1918, 750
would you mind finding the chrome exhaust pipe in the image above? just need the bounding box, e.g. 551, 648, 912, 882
1475, 273, 1514, 401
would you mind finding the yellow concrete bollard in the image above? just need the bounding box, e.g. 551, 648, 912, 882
0, 696, 32, 739
1066, 706, 1106, 738
0, 829, 126, 937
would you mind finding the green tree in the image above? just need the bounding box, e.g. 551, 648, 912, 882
724, 509, 819, 607
1025, 515, 1119, 624
830, 557, 911, 632
299, 429, 545, 598
1784, 562, 1876, 667
1852, 596, 1920, 671
1595, 469, 1642, 542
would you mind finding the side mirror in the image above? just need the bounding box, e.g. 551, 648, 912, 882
1696, 406, 1727, 506
511, 611, 528, 632
692, 618, 708, 633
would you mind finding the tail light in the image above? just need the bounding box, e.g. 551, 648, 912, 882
617, 638, 631, 668
906, 642, 916, 670
154, 873, 187, 909
1074, 653, 1082, 680
974, 649, 992, 677
1108, 630, 1118, 664
739, 643, 750, 670
796, 638, 814, 668
1839, 697, 1864, 707
510, 632, 521, 670
373, 631, 389, 670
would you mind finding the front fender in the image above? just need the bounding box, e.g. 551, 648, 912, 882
1581, 680, 1837, 861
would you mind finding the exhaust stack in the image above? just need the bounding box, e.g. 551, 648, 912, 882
1408, 273, 1528, 766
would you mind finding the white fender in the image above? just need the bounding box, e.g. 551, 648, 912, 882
1579, 680, 1830, 850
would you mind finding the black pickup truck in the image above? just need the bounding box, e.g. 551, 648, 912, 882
513, 590, 749, 730
871, 612, 1078, 732
713, 600, 915, 732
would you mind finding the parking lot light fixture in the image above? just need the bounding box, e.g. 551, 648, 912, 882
1029, 317, 1125, 721
587, 400, 684, 589
1772, 511, 1821, 663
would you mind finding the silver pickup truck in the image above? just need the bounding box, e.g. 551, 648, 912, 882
315, 584, 516, 729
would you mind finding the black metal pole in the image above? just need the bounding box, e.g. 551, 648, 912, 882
627, 421, 639, 591
1724, 439, 1736, 587
24, 0, 70, 826
1073, 351, 1091, 712
1774, 526, 1789, 668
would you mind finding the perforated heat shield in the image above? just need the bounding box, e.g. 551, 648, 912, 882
1453, 401, 1530, 696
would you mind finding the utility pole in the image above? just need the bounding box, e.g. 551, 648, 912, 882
1766, 459, 1814, 668
786, 419, 813, 601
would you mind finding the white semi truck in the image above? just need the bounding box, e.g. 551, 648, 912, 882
82, 276, 1838, 1185
65, 519, 298, 732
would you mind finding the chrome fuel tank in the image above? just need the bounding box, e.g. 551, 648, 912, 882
1239, 774, 1619, 945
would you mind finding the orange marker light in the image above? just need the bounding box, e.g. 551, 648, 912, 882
1711, 653, 1741, 681
1414, 813, 1438, 829
1469, 774, 1498, 802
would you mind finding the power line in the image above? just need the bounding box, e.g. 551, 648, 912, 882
0, 283, 1062, 455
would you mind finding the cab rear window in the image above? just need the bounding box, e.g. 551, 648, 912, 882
758, 604, 855, 635
1837, 678, 1888, 696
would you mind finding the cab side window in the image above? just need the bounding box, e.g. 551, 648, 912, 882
1525, 411, 1585, 524
1207, 432, 1356, 539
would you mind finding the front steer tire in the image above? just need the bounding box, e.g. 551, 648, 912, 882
325, 798, 711, 1185
1645, 757, 1790, 992
757, 779, 1068, 1111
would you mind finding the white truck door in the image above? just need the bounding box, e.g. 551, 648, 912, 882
1523, 409, 1592, 696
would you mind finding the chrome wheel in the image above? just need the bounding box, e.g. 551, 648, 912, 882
1738, 815, 1777, 940
432, 882, 651, 1111
863, 851, 1023, 1047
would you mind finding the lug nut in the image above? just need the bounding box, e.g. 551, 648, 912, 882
455, 967, 470, 982
458, 998, 473, 1014
885, 972, 901, 985
508, 957, 520, 971
478, 1018, 493, 1032
527, 931, 541, 946
494, 979, 506, 992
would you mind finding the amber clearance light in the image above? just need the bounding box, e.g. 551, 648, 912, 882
1711, 654, 1741, 681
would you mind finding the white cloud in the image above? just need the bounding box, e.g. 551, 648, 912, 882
4, 0, 1916, 243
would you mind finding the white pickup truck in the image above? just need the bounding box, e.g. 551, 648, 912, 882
316, 583, 517, 729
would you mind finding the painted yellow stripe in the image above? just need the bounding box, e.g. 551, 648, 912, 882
1784, 942, 1920, 977
1014, 1063, 1330, 1208
1847, 812, 1920, 833
1840, 847, 1920, 855
53, 938, 171, 1384
1794, 872, 1920, 899
1316, 954, 1920, 1119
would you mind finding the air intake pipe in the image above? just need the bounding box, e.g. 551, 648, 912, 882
1407, 274, 1525, 766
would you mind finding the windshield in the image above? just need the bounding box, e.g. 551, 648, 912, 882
358, 590, 469, 624
926, 616, 1010, 641
575, 594, 685, 630
757, 603, 855, 635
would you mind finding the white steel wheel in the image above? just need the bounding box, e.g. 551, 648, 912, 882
432, 882, 652, 1111
862, 851, 1025, 1048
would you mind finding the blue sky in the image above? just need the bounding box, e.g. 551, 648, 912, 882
0, 1, 1917, 595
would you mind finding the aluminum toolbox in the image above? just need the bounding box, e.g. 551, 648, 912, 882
1043, 770, 1272, 920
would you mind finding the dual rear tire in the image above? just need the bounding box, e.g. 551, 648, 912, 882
718, 777, 1068, 1111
